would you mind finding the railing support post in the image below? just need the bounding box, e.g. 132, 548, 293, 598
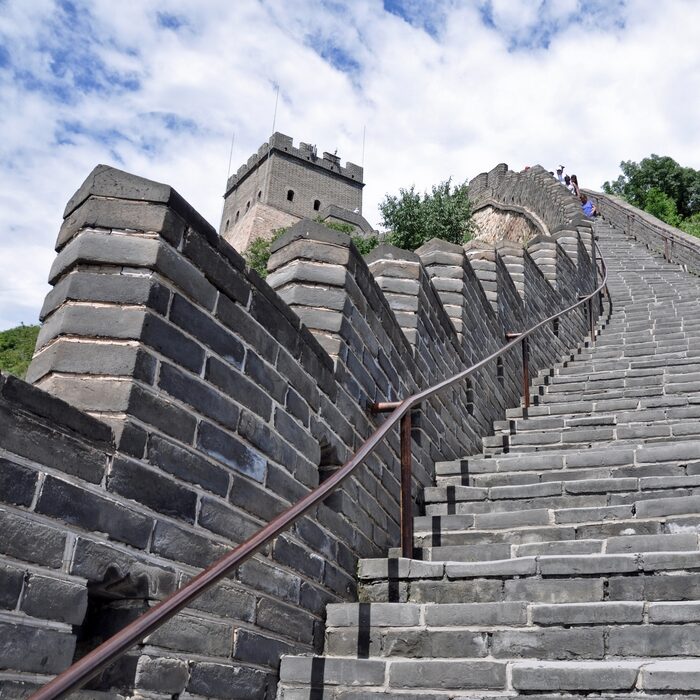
521, 336, 530, 410
400, 411, 414, 559
588, 297, 595, 343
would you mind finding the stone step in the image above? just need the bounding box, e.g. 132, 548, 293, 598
357, 553, 700, 605
424, 494, 700, 524
413, 514, 700, 549
277, 657, 700, 696
401, 533, 700, 562
439, 462, 692, 488
437, 440, 700, 480
482, 433, 700, 456
323, 602, 700, 660
424, 487, 700, 517
505, 395, 700, 420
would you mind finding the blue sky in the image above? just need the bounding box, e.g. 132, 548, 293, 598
1, 0, 699, 328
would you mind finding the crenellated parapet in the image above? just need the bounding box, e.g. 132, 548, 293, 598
1, 162, 602, 699
589, 188, 700, 275
225, 132, 363, 196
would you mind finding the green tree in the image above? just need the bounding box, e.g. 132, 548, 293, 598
603, 154, 700, 219
244, 220, 381, 278
380, 178, 474, 251
245, 227, 289, 278
680, 212, 700, 238
0, 324, 40, 379
642, 188, 681, 227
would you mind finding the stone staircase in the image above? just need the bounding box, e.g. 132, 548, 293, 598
276, 220, 700, 698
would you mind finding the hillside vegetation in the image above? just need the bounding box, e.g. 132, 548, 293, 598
0, 324, 40, 379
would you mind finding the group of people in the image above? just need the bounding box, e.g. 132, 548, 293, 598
555, 165, 597, 218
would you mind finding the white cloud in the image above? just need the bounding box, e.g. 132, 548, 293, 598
1, 0, 700, 329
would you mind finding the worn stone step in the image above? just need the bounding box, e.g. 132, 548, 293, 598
278, 656, 509, 693
414, 514, 700, 550
426, 475, 700, 514
512, 659, 700, 693
440, 463, 694, 488
358, 553, 700, 604
278, 658, 700, 695
405, 533, 700, 562
324, 613, 700, 661
483, 434, 700, 457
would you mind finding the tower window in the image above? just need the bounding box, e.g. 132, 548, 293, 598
313, 199, 321, 211
258, 190, 262, 199
225, 219, 230, 231
235, 211, 239, 222
246, 201, 250, 211
287, 189, 294, 202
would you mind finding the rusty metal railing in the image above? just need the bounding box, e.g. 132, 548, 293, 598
32, 244, 609, 699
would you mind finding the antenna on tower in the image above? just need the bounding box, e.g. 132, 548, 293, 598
226, 130, 236, 179
271, 84, 280, 134
220, 129, 236, 230
361, 125, 366, 169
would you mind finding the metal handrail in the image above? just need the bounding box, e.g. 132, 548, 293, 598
32, 243, 609, 700
593, 191, 700, 257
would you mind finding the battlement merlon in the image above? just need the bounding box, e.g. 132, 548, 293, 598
224, 132, 364, 196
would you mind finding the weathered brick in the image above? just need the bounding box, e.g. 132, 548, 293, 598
0, 621, 76, 674
127, 383, 197, 443
237, 556, 300, 604
273, 535, 324, 582
169, 294, 244, 365
233, 627, 296, 668
70, 537, 178, 598
0, 403, 108, 484
197, 420, 267, 483
36, 475, 154, 549
0, 457, 38, 507
20, 574, 87, 624
0, 509, 66, 568
141, 312, 205, 373
158, 362, 240, 430
108, 456, 198, 523
135, 655, 189, 695
197, 497, 258, 543
205, 355, 272, 422
150, 520, 228, 568
182, 227, 250, 305
146, 610, 234, 656
0, 564, 24, 610
257, 597, 316, 644
147, 433, 229, 496
187, 661, 272, 698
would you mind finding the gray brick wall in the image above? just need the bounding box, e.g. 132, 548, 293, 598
220, 133, 364, 252
590, 189, 700, 273
0, 161, 602, 698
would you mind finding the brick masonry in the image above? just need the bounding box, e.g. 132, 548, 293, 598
589, 188, 700, 274
221, 133, 364, 253
1, 162, 598, 698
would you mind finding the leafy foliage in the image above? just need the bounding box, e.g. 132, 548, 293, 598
245, 227, 289, 278
0, 324, 40, 379
680, 213, 700, 238
245, 219, 383, 277
351, 234, 380, 255
379, 178, 474, 251
603, 155, 700, 223
642, 188, 681, 227
320, 220, 354, 234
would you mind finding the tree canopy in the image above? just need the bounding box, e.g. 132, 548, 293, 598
379, 177, 474, 250
602, 155, 700, 232
0, 324, 39, 379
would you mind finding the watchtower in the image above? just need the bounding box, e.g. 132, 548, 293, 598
219, 132, 367, 251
